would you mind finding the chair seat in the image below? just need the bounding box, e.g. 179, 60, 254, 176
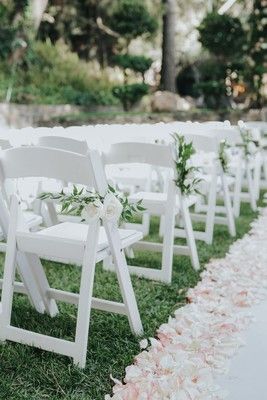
129, 191, 198, 214
0, 211, 42, 243
16, 222, 142, 264
23, 211, 43, 229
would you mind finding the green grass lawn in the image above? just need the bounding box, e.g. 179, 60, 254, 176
0, 200, 262, 400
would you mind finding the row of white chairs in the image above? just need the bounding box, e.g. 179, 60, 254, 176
0, 119, 265, 368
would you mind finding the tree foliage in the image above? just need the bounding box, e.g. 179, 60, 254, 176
113, 54, 153, 75
109, 0, 158, 40
112, 83, 149, 110
198, 13, 246, 60
247, 0, 267, 104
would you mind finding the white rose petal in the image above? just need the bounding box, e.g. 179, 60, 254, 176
103, 193, 123, 223
247, 142, 257, 154
139, 338, 148, 349
81, 199, 103, 223
184, 178, 193, 187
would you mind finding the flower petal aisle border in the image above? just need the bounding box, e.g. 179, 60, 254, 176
106, 209, 267, 400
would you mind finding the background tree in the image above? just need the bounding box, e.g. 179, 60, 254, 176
113, 54, 153, 83
108, 0, 158, 48
160, 0, 177, 93
108, 0, 157, 110
247, 0, 267, 105
38, 0, 116, 66
29, 0, 48, 31
196, 12, 247, 108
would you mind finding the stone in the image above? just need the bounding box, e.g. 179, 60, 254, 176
151, 91, 191, 112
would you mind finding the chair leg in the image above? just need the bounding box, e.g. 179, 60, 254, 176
180, 197, 200, 271
0, 199, 19, 341
104, 222, 143, 336
204, 170, 217, 245
161, 209, 176, 284
141, 213, 150, 236
159, 215, 165, 238
15, 251, 47, 314
246, 164, 257, 211
73, 222, 100, 368
24, 253, 59, 317
253, 153, 261, 201
233, 165, 242, 218
221, 174, 236, 237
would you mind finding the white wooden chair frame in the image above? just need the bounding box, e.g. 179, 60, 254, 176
0, 146, 143, 368
103, 142, 200, 284
174, 133, 236, 244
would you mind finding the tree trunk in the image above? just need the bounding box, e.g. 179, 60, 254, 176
29, 0, 49, 32
160, 0, 177, 93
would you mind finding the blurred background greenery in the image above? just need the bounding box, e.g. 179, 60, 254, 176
0, 0, 266, 112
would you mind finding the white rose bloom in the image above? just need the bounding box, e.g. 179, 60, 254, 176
247, 141, 257, 154
102, 193, 123, 223
184, 178, 192, 187
81, 199, 103, 223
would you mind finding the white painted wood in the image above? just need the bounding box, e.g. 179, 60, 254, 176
1, 146, 95, 186
103, 142, 200, 283
246, 163, 257, 211
0, 147, 143, 367
0, 192, 48, 314
37, 136, 88, 155
221, 172, 236, 236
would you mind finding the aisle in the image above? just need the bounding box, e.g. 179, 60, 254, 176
216, 300, 267, 400
107, 209, 267, 399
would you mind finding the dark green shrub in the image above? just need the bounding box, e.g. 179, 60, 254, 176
112, 83, 149, 110
113, 54, 153, 75
0, 4, 17, 59
198, 13, 246, 60
109, 0, 157, 40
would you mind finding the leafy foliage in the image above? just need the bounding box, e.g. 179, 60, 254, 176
198, 13, 246, 60
109, 0, 158, 40
38, 0, 116, 65
218, 140, 230, 173
112, 83, 149, 110
239, 127, 260, 158
113, 54, 153, 75
0, 4, 17, 59
172, 133, 202, 195
3, 40, 117, 105
39, 185, 145, 223
246, 0, 267, 105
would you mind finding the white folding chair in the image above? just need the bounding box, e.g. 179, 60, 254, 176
103, 142, 200, 284
174, 133, 236, 244
0, 146, 143, 368
213, 126, 259, 215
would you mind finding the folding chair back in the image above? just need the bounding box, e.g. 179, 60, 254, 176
37, 136, 88, 155
0, 146, 95, 188
104, 142, 174, 169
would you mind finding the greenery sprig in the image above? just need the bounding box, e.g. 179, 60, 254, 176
239, 127, 259, 158
38, 185, 145, 224
218, 140, 230, 173
172, 133, 202, 195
